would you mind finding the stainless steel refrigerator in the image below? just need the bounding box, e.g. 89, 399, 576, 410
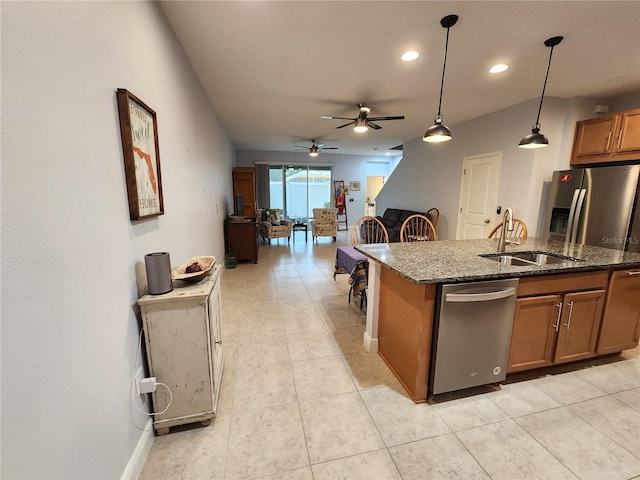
544, 165, 640, 252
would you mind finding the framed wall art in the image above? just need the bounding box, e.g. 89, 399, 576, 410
350, 181, 361, 191
116, 88, 165, 220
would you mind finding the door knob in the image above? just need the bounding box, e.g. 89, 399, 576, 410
484, 219, 490, 223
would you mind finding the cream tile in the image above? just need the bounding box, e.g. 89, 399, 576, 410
360, 386, 451, 446
236, 333, 290, 369
285, 330, 337, 362
568, 395, 640, 457
282, 312, 326, 335
531, 371, 607, 405
225, 402, 308, 479
389, 433, 490, 480
233, 361, 297, 411
613, 387, 640, 411
331, 325, 367, 355
299, 392, 385, 464
574, 363, 640, 393
516, 407, 640, 480
432, 395, 509, 432
341, 351, 403, 391
489, 382, 561, 418
456, 419, 578, 480
300, 275, 332, 285
311, 449, 401, 480
139, 416, 230, 480
258, 466, 313, 480
291, 356, 356, 400
611, 357, 640, 379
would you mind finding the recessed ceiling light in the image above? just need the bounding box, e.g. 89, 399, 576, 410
401, 50, 420, 62
490, 63, 509, 73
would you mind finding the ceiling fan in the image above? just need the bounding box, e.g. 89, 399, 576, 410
321, 103, 405, 132
293, 139, 338, 157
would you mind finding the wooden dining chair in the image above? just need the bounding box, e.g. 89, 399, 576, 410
352, 216, 389, 245
425, 208, 440, 229
400, 214, 437, 242
488, 218, 528, 240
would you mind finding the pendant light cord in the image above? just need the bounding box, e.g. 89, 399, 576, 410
436, 26, 451, 117
534, 46, 556, 126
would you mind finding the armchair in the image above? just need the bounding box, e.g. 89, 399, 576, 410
311, 208, 338, 242
255, 208, 292, 243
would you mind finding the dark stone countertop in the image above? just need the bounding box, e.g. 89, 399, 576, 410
355, 238, 640, 284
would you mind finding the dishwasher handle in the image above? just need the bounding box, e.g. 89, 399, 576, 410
445, 287, 517, 303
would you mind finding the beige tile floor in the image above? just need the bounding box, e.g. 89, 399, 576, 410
140, 230, 640, 480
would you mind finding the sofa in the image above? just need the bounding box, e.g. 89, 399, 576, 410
376, 208, 426, 242
255, 208, 292, 243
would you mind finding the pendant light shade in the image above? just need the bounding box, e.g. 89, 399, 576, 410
519, 36, 563, 149
423, 14, 458, 143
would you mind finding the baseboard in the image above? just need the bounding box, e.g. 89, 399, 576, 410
121, 418, 154, 480
363, 331, 378, 353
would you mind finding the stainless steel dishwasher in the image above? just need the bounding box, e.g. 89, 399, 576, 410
430, 278, 519, 395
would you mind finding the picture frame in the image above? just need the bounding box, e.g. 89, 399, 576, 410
116, 88, 165, 220
344, 186, 350, 195
350, 181, 361, 191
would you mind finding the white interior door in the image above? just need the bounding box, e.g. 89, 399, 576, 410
456, 152, 502, 239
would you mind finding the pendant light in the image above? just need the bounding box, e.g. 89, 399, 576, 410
519, 36, 563, 149
423, 14, 458, 143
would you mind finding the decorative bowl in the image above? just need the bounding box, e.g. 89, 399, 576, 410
171, 256, 216, 283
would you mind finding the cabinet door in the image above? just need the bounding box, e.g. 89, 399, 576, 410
508, 295, 561, 373
233, 167, 256, 218
597, 269, 640, 354
614, 109, 640, 155
572, 115, 618, 159
208, 276, 224, 409
554, 290, 605, 364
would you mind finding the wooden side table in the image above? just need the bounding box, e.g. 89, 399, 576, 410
292, 222, 307, 242
225, 218, 258, 263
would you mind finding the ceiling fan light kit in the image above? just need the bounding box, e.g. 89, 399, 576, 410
293, 139, 338, 156
423, 14, 458, 144
518, 35, 563, 149
322, 103, 405, 132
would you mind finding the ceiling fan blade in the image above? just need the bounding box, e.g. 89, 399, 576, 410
321, 115, 354, 121
367, 121, 382, 130
367, 115, 405, 121
319, 147, 338, 150
316, 143, 325, 148
335, 121, 355, 129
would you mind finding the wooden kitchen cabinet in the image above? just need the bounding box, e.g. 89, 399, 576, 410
597, 268, 640, 354
509, 295, 561, 372
554, 289, 605, 364
225, 218, 258, 263
233, 167, 257, 218
571, 108, 640, 166
508, 271, 608, 373
138, 266, 224, 435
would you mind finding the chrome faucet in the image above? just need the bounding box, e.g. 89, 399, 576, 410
497, 208, 514, 253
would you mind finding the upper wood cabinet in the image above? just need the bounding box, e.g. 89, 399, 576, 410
571, 108, 640, 166
232, 167, 256, 218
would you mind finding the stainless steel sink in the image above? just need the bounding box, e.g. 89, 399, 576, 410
480, 251, 584, 266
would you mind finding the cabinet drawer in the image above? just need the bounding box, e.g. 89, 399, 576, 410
518, 271, 608, 297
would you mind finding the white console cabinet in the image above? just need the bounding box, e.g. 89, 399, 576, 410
138, 265, 224, 435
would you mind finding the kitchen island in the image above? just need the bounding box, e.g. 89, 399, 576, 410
355, 238, 640, 402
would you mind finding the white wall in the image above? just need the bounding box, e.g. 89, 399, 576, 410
1, 2, 233, 478
235, 150, 398, 227
376, 94, 639, 240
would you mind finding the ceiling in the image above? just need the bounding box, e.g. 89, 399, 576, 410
160, 1, 640, 157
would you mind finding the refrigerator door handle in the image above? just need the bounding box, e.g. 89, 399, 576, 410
565, 189, 581, 244
571, 189, 587, 244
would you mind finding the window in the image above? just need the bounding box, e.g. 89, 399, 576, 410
268, 165, 332, 221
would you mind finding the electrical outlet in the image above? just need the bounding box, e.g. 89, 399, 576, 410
134, 367, 145, 397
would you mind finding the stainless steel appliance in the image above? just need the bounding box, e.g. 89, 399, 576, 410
431, 278, 519, 395
544, 165, 640, 252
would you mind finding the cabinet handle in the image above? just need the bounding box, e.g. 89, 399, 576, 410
564, 301, 574, 330
605, 132, 612, 151
627, 271, 640, 276
553, 302, 563, 332
215, 340, 222, 345
616, 130, 622, 150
